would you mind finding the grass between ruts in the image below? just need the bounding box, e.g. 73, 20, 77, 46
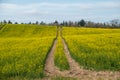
54, 29, 70, 71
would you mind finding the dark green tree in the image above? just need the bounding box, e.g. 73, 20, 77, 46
78, 19, 86, 26
28, 22, 31, 24
3, 20, 7, 24
36, 21, 39, 24
8, 20, 12, 24
40, 21, 45, 25
54, 20, 59, 26
14, 22, 18, 24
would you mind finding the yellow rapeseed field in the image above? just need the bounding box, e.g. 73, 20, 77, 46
63, 27, 120, 71
0, 24, 56, 79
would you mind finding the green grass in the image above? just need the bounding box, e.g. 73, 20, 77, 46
63, 27, 120, 71
54, 36, 70, 71
0, 24, 56, 79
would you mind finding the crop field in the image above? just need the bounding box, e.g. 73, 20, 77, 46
0, 24, 120, 80
0, 24, 56, 79
63, 27, 120, 71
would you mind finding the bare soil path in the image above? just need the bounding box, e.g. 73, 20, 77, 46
44, 38, 58, 76
44, 27, 61, 76
0, 24, 5, 30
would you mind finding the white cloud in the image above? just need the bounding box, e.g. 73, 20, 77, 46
93, 1, 120, 9
0, 2, 120, 15
0, 1, 120, 22
0, 3, 17, 9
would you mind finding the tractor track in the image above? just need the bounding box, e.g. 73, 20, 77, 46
44, 27, 120, 80
0, 24, 6, 30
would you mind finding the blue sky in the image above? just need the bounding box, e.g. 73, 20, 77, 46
0, 0, 120, 23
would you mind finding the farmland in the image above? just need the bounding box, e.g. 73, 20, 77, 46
63, 27, 120, 71
0, 24, 120, 80
0, 24, 56, 79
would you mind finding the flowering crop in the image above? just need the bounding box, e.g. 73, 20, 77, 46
63, 27, 120, 71
0, 24, 56, 79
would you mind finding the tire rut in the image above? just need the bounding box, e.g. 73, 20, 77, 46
44, 38, 61, 76
62, 38, 81, 73
0, 24, 5, 30
44, 27, 61, 76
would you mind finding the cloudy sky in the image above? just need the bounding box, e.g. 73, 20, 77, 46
0, 0, 120, 23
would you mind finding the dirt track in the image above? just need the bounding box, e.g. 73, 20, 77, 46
44, 27, 120, 80
0, 24, 6, 30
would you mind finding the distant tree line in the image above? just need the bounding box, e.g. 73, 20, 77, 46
1, 19, 120, 28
